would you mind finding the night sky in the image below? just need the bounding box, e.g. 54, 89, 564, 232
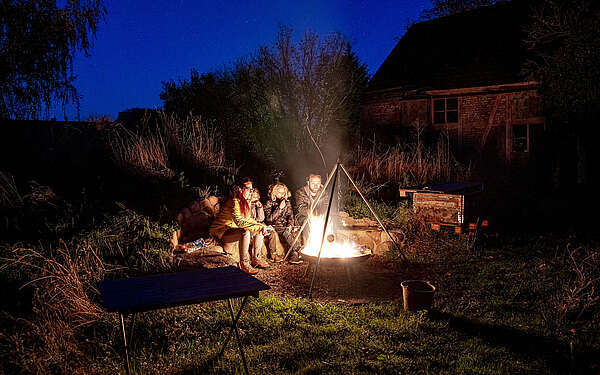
56, 0, 431, 121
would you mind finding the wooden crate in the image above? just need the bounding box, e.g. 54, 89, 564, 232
400, 182, 484, 231
414, 192, 465, 224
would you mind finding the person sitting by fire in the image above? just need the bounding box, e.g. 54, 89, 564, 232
209, 184, 273, 274
243, 177, 266, 237
249, 187, 270, 263
250, 187, 265, 223
263, 182, 297, 263
294, 173, 326, 250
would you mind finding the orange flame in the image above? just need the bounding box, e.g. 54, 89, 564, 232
301, 214, 366, 258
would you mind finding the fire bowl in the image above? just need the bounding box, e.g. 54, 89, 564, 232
300, 246, 372, 265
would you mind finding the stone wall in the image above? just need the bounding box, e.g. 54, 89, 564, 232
361, 88, 543, 165
336, 227, 403, 256
337, 212, 403, 256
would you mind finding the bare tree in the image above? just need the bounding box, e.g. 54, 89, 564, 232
257, 26, 368, 163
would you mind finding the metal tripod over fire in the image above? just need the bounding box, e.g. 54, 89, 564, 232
283, 162, 408, 299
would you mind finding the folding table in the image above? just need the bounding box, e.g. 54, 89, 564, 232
98, 266, 270, 375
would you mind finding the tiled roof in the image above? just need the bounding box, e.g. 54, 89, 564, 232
368, 1, 533, 92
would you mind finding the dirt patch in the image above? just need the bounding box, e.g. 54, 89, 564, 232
174, 251, 429, 304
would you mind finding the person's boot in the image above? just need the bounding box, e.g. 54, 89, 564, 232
240, 263, 259, 274
240, 248, 258, 274
288, 250, 303, 264
252, 255, 270, 269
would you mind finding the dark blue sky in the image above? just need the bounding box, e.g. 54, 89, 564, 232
56, 0, 431, 121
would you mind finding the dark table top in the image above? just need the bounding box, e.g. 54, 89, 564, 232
400, 182, 483, 196
98, 266, 270, 313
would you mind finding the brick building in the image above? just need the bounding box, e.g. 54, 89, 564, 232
361, 1, 547, 180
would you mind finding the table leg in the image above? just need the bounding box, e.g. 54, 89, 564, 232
120, 313, 131, 375
218, 296, 250, 375
128, 313, 137, 353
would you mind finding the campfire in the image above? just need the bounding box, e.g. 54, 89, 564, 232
300, 214, 372, 261
285, 162, 405, 298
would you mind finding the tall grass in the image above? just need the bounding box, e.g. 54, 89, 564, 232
109, 129, 173, 179
161, 112, 226, 171
1, 243, 107, 374
0, 207, 177, 374
349, 136, 471, 188
0, 171, 23, 210
542, 243, 600, 331
8, 243, 106, 327
108, 112, 229, 181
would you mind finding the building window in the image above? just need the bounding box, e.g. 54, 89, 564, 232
512, 124, 528, 152
512, 122, 544, 153
433, 98, 458, 124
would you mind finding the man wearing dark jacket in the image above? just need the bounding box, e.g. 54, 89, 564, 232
294, 174, 326, 249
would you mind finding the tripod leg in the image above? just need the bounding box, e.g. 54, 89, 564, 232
302, 262, 312, 277
309, 163, 340, 299
340, 164, 408, 262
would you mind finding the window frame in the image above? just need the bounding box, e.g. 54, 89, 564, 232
432, 97, 459, 125
511, 124, 529, 153
510, 117, 545, 154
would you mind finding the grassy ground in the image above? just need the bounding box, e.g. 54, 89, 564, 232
0, 180, 599, 374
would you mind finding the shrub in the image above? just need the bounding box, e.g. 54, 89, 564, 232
74, 208, 177, 274
0, 179, 85, 240
343, 194, 410, 227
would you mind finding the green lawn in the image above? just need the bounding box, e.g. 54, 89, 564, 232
1, 199, 598, 374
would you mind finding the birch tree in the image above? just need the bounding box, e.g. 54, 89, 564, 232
0, 0, 105, 119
